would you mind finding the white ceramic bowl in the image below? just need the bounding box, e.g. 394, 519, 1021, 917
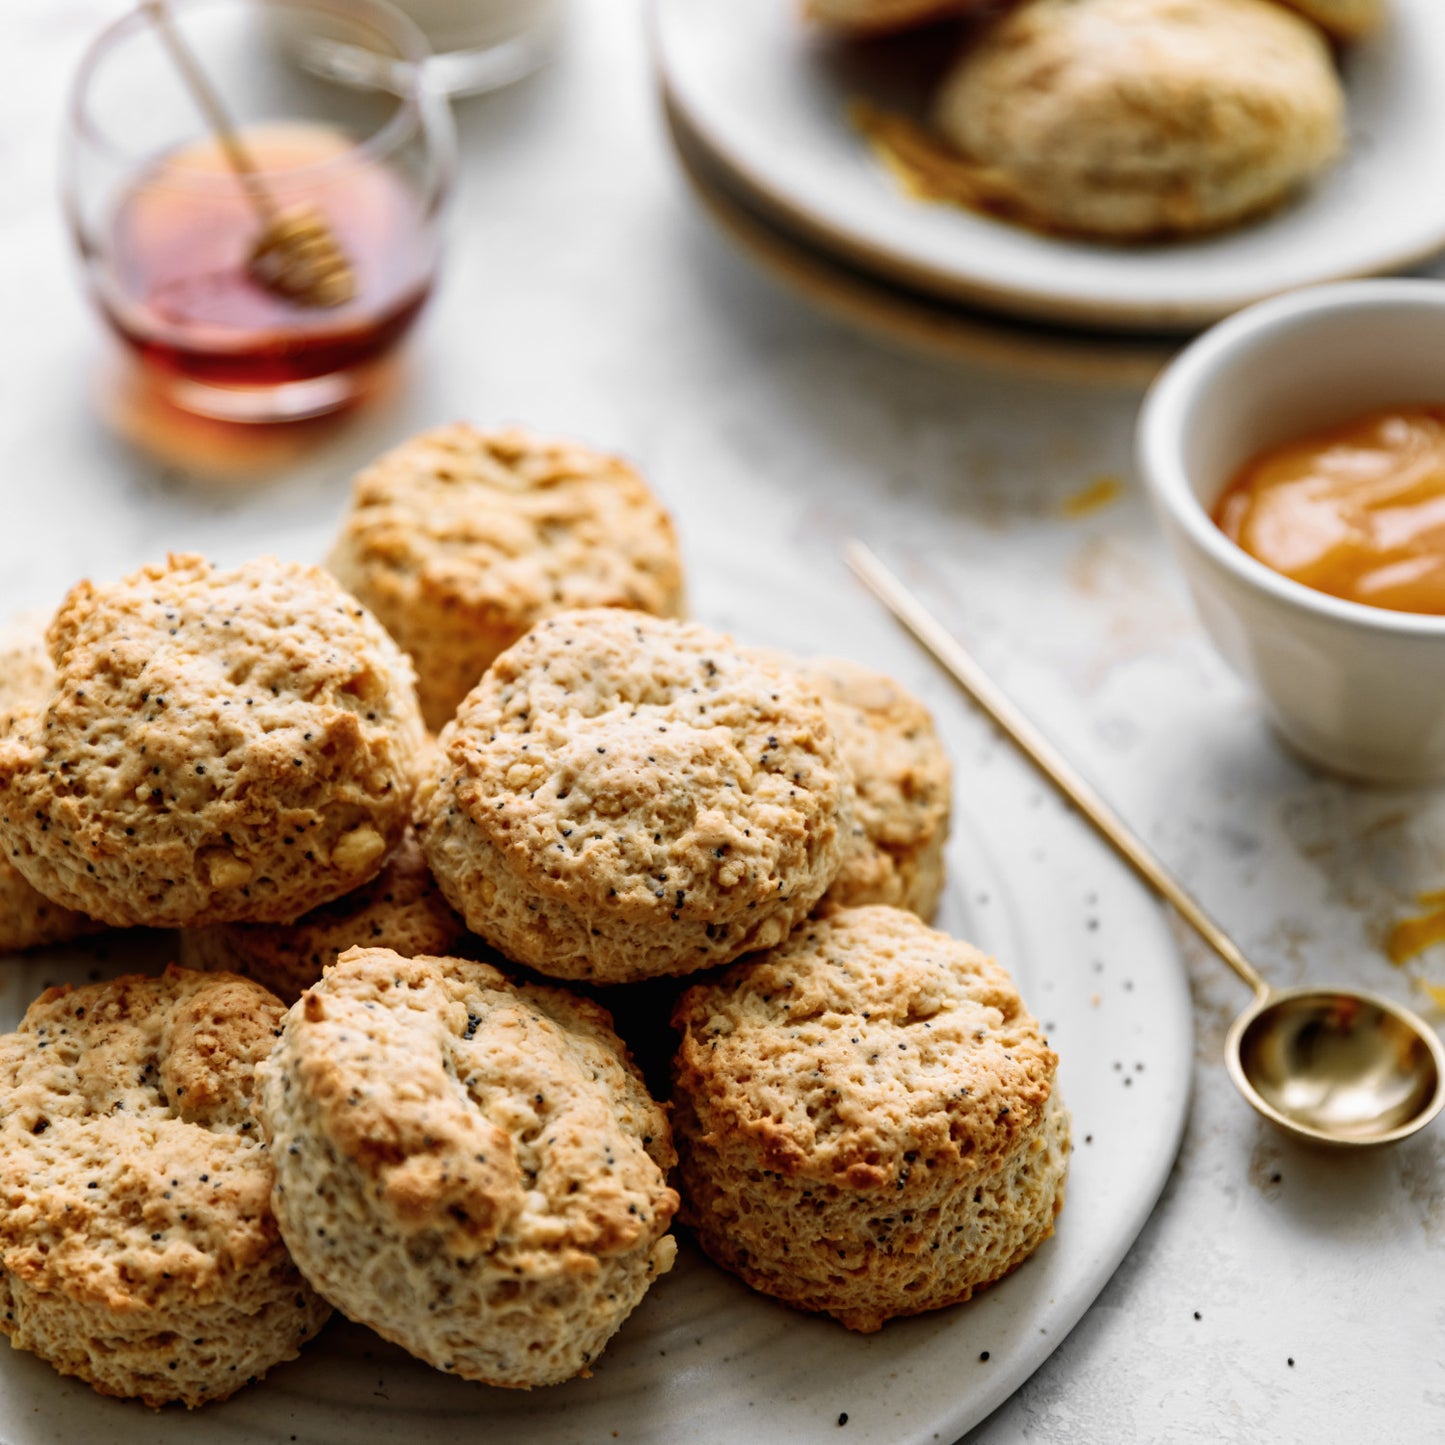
1138, 279, 1445, 784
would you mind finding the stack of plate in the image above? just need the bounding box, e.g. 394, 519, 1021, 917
652, 0, 1445, 382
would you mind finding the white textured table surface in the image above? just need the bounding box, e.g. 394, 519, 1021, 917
4, 4, 1445, 1441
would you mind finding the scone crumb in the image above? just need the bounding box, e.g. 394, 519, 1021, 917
331, 824, 386, 874
201, 849, 253, 890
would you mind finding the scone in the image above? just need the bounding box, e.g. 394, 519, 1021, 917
181, 829, 467, 1003
0, 614, 104, 953
0, 967, 332, 1406
671, 906, 1069, 1332
933, 0, 1345, 240
0, 613, 53, 721
802, 658, 952, 920
415, 609, 855, 983
327, 425, 686, 731
1276, 0, 1383, 40
0, 866, 104, 957
0, 554, 426, 929
806, 0, 987, 33
256, 946, 679, 1387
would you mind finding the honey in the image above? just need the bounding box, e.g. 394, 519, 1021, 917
91, 122, 436, 394
850, 101, 1041, 231
1213, 406, 1445, 614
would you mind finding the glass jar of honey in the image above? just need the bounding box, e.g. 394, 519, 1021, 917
64, 0, 454, 423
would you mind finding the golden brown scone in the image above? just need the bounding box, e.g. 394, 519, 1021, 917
0, 613, 104, 953
0, 613, 52, 719
256, 947, 678, 1387
0, 554, 426, 929
933, 0, 1345, 240
806, 0, 988, 33
415, 609, 855, 984
0, 869, 105, 957
0, 967, 332, 1407
327, 425, 687, 732
671, 906, 1069, 1332
1275, 0, 1383, 40
801, 658, 952, 920
180, 829, 467, 1003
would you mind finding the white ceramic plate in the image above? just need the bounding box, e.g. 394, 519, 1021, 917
0, 543, 1193, 1445
0, 811, 1191, 1442
652, 0, 1445, 331
663, 90, 1176, 386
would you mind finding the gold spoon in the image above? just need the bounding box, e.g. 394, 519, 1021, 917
145, 0, 356, 308
846, 540, 1445, 1149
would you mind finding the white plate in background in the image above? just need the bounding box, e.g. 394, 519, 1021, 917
662, 90, 1176, 385
652, 0, 1445, 330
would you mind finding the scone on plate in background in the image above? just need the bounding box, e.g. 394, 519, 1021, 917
806, 0, 989, 33
0, 554, 426, 929
256, 947, 678, 1388
415, 609, 855, 983
671, 906, 1069, 1332
0, 968, 331, 1406
181, 828, 467, 1003
933, 0, 1345, 240
0, 614, 104, 953
327, 425, 686, 732
801, 657, 952, 920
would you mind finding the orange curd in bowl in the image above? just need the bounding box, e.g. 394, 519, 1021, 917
1213, 405, 1445, 614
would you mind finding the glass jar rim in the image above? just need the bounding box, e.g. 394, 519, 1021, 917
68, 0, 438, 186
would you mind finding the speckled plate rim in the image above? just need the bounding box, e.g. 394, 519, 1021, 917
0, 551, 1195, 1445
650, 0, 1445, 332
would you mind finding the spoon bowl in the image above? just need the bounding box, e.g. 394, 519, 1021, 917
1227, 985, 1445, 1148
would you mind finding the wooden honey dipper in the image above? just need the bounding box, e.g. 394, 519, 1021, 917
145, 0, 356, 308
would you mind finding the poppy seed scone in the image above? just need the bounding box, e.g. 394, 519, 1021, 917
0, 967, 332, 1406
0, 613, 54, 725
0, 866, 104, 956
256, 946, 679, 1387
0, 614, 103, 952
180, 829, 467, 1004
415, 610, 855, 983
933, 0, 1345, 240
802, 658, 952, 921
0, 554, 427, 929
327, 425, 687, 732
671, 906, 1069, 1333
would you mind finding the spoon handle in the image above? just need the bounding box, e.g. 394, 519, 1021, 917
845, 540, 1269, 1001
143, 0, 279, 227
